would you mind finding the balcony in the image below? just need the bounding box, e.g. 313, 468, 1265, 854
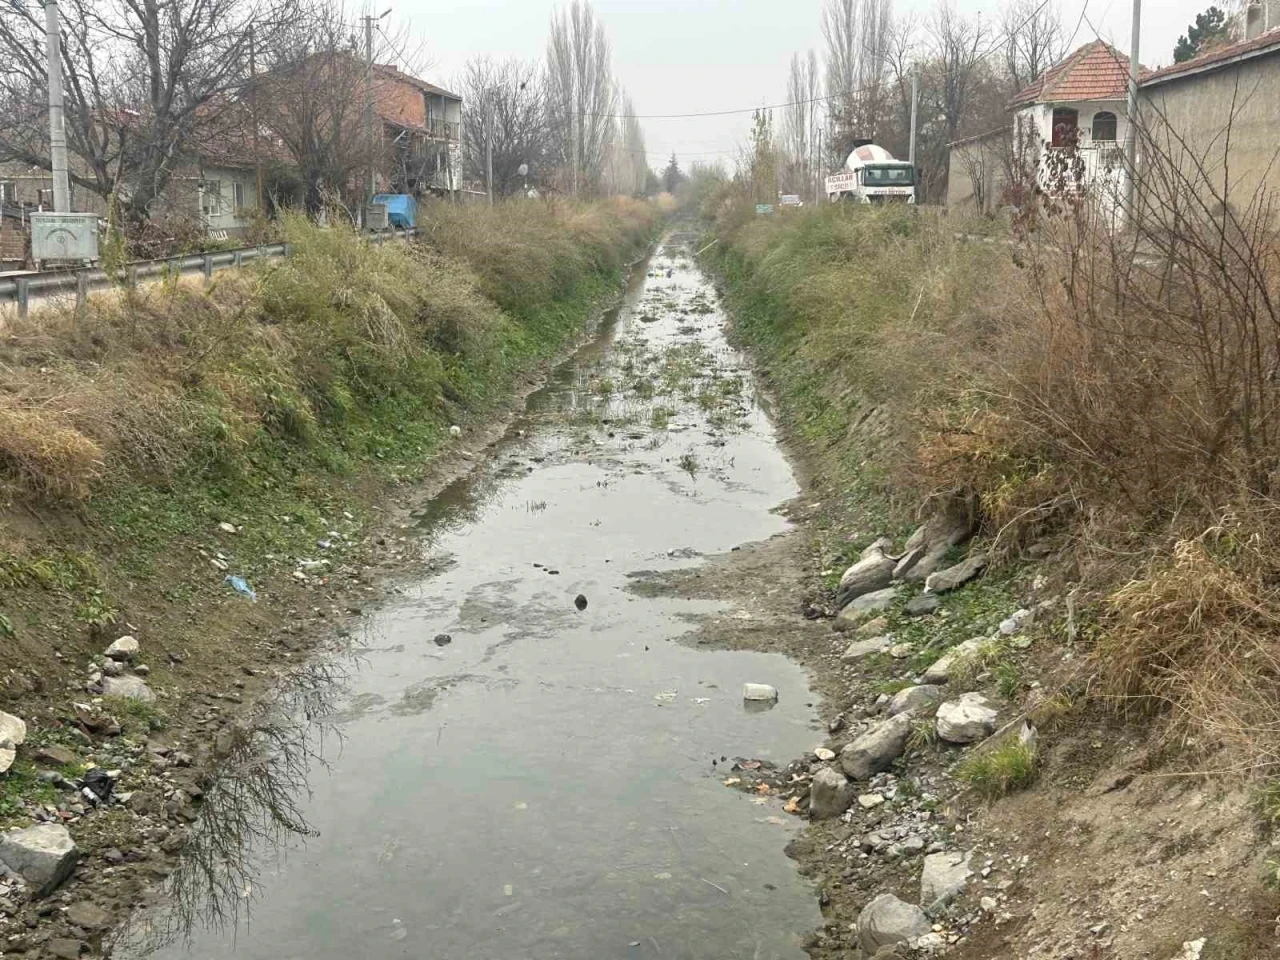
426, 118, 461, 141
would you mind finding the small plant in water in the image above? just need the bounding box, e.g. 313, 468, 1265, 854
677, 451, 699, 478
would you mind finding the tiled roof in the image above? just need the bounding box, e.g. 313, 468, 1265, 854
373, 63, 461, 101
1142, 29, 1280, 86
1009, 40, 1142, 108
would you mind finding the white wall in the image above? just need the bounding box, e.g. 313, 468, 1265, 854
198, 166, 259, 235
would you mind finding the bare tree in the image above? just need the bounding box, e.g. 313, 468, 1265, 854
1002, 0, 1066, 91
782, 51, 822, 193
0, 0, 297, 220
457, 56, 550, 197
606, 91, 649, 196
546, 0, 617, 196
823, 0, 894, 157
928, 5, 989, 147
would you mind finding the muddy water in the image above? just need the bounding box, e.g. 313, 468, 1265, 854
126, 236, 823, 959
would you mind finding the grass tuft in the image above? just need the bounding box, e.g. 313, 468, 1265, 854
956, 737, 1038, 800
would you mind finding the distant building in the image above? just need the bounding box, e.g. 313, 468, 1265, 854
371, 63, 463, 196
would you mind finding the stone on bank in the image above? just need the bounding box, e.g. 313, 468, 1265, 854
857, 893, 932, 953
0, 823, 80, 896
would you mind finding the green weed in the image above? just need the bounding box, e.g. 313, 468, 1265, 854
956, 737, 1038, 800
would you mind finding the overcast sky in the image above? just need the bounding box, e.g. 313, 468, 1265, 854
409, 0, 1210, 172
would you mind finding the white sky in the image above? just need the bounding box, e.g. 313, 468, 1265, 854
404, 0, 1210, 172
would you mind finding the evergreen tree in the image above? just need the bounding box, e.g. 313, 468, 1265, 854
1174, 6, 1228, 63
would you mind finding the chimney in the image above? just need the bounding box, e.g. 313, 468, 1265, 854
1244, 0, 1280, 39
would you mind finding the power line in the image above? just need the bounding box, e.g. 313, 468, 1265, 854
583, 0, 1053, 122
581, 89, 862, 121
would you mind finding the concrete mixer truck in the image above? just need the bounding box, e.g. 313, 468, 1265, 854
824, 142, 916, 204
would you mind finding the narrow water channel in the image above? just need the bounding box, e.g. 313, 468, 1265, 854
121, 234, 823, 960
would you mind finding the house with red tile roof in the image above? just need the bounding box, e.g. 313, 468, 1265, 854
951, 13, 1280, 218
947, 40, 1142, 213
1012, 40, 1141, 211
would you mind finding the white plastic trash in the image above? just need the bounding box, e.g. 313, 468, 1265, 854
743, 683, 779, 702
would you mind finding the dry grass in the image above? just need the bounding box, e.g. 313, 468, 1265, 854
0, 202, 659, 501
1098, 519, 1280, 775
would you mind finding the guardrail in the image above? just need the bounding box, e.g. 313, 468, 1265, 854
0, 226, 418, 319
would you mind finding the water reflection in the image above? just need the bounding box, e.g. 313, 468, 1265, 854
114, 651, 357, 956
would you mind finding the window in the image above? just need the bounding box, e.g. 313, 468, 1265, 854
200, 181, 222, 217
0, 182, 14, 204
861, 165, 915, 186
1091, 110, 1118, 143
232, 180, 246, 211
1050, 107, 1079, 148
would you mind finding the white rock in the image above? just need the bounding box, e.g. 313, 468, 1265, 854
1172, 939, 1206, 960
101, 675, 156, 703
912, 931, 948, 954
742, 683, 778, 702
857, 793, 886, 809
980, 896, 998, 912
999, 608, 1034, 635
888, 643, 913, 659
936, 692, 999, 743
104, 636, 139, 662
858, 893, 931, 953
920, 850, 973, 909
0, 824, 80, 896
0, 712, 26, 748
810, 767, 853, 820
813, 747, 836, 761
449, 425, 462, 437
217, 521, 238, 534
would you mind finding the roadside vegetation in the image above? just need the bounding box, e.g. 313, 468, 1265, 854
0, 197, 659, 692
698, 147, 1280, 947
699, 151, 1280, 785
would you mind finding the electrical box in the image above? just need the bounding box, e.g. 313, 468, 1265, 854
364, 203, 389, 230
30, 212, 99, 262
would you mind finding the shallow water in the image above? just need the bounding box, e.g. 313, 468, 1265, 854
124, 235, 823, 960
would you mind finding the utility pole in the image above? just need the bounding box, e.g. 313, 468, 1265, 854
908, 69, 918, 168
816, 126, 823, 203
43, 0, 70, 212
249, 25, 263, 213
909, 68, 919, 205
570, 73, 579, 198
363, 12, 375, 215
485, 103, 493, 206
1123, 0, 1141, 219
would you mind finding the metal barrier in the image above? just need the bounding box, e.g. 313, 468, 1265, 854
0, 227, 418, 319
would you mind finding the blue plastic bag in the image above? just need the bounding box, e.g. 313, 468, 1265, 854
225, 575, 257, 601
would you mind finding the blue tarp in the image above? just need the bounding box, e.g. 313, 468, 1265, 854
372, 194, 417, 228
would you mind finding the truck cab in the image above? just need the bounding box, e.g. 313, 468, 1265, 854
825, 143, 916, 204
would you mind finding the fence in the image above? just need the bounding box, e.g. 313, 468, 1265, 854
0, 227, 418, 320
